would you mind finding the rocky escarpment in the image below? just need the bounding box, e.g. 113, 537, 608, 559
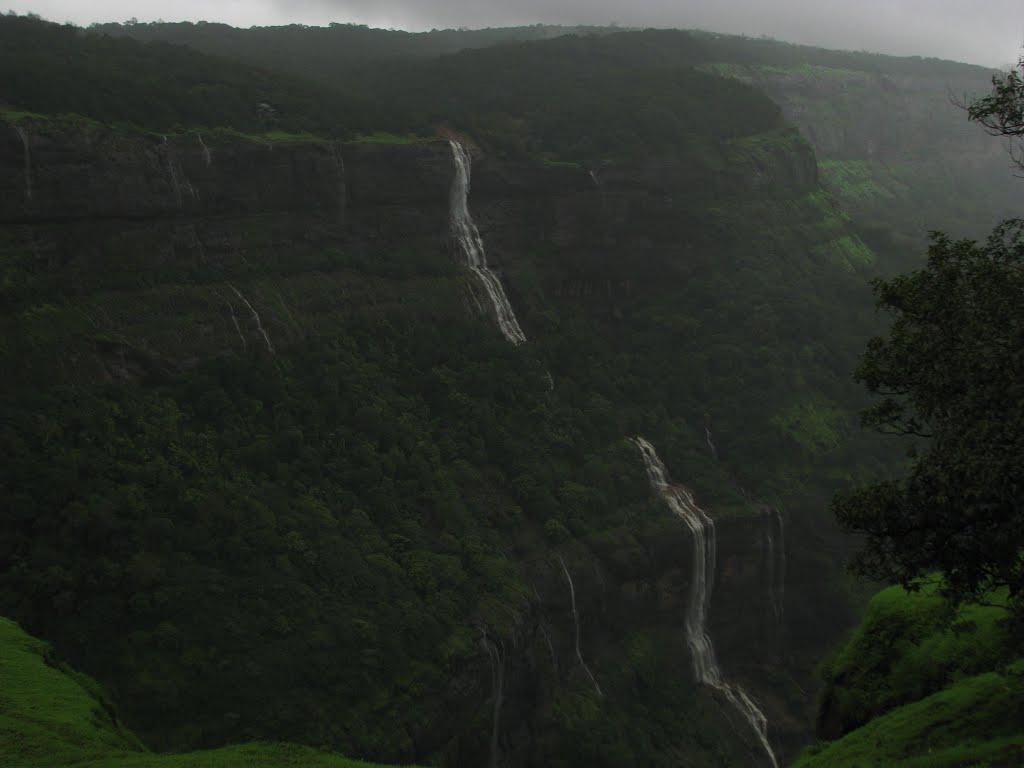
0, 120, 458, 389
710, 61, 1021, 258
1, 116, 859, 767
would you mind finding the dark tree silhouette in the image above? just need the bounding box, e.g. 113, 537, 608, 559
832, 220, 1024, 604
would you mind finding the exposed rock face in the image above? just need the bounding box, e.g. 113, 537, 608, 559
725, 64, 1021, 246
0, 118, 848, 766
0, 122, 457, 388
0, 123, 345, 222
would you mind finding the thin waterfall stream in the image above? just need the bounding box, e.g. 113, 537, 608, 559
16, 126, 33, 201
632, 436, 779, 768
557, 556, 603, 697
448, 139, 527, 345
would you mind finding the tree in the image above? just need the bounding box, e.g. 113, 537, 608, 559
832, 220, 1024, 603
967, 55, 1024, 169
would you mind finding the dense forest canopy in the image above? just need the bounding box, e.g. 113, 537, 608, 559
1, 10, 1023, 768
834, 53, 1024, 610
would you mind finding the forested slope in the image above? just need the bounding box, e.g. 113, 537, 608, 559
793, 586, 1024, 767
0, 13, 934, 768
93, 20, 1020, 272
0, 616, 407, 768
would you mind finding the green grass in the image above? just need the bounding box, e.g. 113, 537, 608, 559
0, 108, 50, 122
814, 235, 876, 269
0, 617, 414, 768
202, 126, 329, 145
725, 126, 808, 157
793, 586, 1022, 767
349, 131, 428, 145
0, 110, 107, 130
541, 159, 584, 169
818, 159, 903, 202
770, 399, 849, 454
0, 112, 328, 147
821, 585, 1011, 720
792, 668, 1024, 767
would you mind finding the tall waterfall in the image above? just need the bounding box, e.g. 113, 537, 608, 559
196, 132, 212, 167
770, 509, 786, 625
16, 126, 32, 201
448, 139, 527, 345
480, 629, 505, 768
557, 556, 603, 697
632, 437, 779, 768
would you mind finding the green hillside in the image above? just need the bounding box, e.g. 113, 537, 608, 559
0, 616, 409, 768
93, 20, 1020, 272
794, 586, 1024, 767
2, 10, 1018, 768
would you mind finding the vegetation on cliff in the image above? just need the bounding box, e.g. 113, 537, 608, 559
832, 221, 1024, 604
0, 19, 884, 767
0, 616, 408, 768
793, 586, 1024, 767
802, 55, 1024, 766
3, 10, 1019, 768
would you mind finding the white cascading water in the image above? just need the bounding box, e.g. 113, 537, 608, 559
557, 556, 603, 697
448, 139, 527, 345
479, 629, 505, 768
704, 413, 719, 461
16, 126, 32, 201
197, 132, 212, 167
162, 136, 197, 206
632, 436, 779, 768
771, 509, 786, 625
228, 284, 274, 353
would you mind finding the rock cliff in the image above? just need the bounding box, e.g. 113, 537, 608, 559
0, 115, 861, 766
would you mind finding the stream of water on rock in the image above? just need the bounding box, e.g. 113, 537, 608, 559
449, 139, 527, 345
633, 436, 779, 768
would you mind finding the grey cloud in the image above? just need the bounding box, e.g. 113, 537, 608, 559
279, 0, 1024, 66
9, 0, 1023, 66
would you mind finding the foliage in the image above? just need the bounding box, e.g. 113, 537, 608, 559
795, 585, 1023, 767
0, 14, 385, 136
0, 13, 917, 767
816, 584, 1012, 735
831, 221, 1024, 603
968, 55, 1024, 168
0, 616, 411, 768
794, 669, 1024, 767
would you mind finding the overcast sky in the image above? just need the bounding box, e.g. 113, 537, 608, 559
8, 0, 1024, 67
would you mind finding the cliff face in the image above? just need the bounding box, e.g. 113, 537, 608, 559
0, 117, 859, 767
0, 123, 345, 222
1, 121, 456, 387
713, 63, 1021, 259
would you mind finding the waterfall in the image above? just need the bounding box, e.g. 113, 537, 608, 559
196, 132, 212, 167
632, 437, 779, 768
763, 520, 779, 626
704, 413, 719, 461
772, 509, 786, 625
228, 284, 274, 353
223, 295, 247, 352
480, 630, 505, 768
448, 140, 527, 345
16, 126, 32, 201
162, 136, 196, 206
557, 556, 603, 697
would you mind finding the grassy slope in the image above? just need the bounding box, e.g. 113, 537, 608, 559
792, 586, 1024, 767
793, 667, 1024, 767
0, 617, 410, 768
